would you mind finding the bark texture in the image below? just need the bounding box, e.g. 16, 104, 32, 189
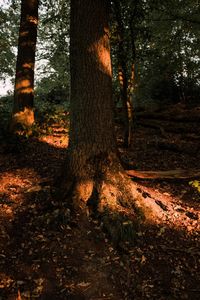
60, 0, 127, 212
10, 0, 39, 131
59, 0, 162, 234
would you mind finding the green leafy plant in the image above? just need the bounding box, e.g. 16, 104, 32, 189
189, 180, 200, 193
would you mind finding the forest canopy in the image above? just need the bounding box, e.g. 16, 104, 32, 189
0, 0, 199, 108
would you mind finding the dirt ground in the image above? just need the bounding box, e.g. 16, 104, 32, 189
0, 106, 200, 299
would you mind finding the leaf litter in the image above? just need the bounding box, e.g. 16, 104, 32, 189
0, 107, 200, 299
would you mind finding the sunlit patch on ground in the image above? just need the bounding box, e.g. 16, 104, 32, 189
0, 106, 199, 299
0, 169, 41, 220
39, 134, 69, 149
132, 182, 200, 234
37, 124, 69, 148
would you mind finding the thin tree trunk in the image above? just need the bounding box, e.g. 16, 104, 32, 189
118, 64, 131, 147
113, 0, 134, 148
10, 0, 39, 132
128, 9, 137, 113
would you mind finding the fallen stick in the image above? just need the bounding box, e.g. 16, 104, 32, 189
126, 169, 200, 179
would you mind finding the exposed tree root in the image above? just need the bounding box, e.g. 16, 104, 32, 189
54, 149, 199, 245
55, 157, 169, 244
126, 169, 200, 179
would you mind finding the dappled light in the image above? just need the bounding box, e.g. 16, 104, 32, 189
16, 79, 31, 91
15, 78, 33, 95
20, 30, 29, 37
12, 107, 34, 127
27, 15, 38, 25
0, 0, 199, 298
38, 134, 69, 148
38, 125, 69, 149
22, 63, 34, 69
19, 87, 33, 94
94, 27, 112, 77
131, 181, 199, 233
9, 0, 39, 132
97, 45, 112, 76
0, 108, 199, 298
0, 168, 42, 217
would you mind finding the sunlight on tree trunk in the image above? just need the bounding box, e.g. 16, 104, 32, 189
10, 0, 39, 132
63, 0, 120, 209
56, 0, 166, 242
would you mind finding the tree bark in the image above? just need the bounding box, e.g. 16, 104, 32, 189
56, 0, 166, 240
57, 0, 134, 217
126, 169, 200, 179
10, 0, 39, 131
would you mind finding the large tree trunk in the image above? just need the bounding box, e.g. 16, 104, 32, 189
10, 0, 39, 132
59, 0, 129, 213
58, 0, 164, 240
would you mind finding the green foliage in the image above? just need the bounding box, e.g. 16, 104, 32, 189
35, 0, 70, 93
189, 180, 200, 193
0, 0, 70, 96
0, 0, 199, 110
111, 0, 200, 109
0, 0, 19, 79
0, 92, 69, 141
0, 95, 13, 124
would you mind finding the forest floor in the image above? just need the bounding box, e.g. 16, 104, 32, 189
0, 104, 200, 300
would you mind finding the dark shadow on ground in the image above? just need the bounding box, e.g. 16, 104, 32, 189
0, 123, 199, 299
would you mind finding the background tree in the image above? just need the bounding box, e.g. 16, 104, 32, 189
35, 0, 70, 99
112, 0, 134, 148
0, 1, 19, 81
133, 0, 200, 109
0, 0, 199, 124
111, 0, 144, 146
109, 0, 200, 113
10, 0, 39, 131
